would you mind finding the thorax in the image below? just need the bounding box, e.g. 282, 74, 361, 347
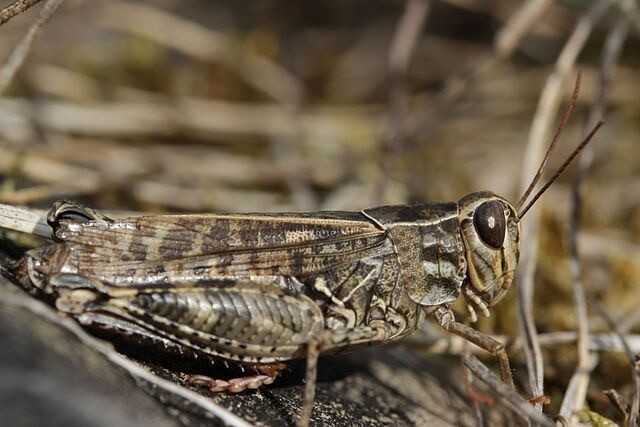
362, 203, 467, 311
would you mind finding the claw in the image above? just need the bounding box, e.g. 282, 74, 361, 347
47, 201, 112, 238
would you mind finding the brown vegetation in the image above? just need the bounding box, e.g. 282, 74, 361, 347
1, 1, 639, 425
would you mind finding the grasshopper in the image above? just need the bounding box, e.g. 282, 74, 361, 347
0, 120, 602, 426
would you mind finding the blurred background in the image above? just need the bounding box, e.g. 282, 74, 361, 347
0, 0, 639, 423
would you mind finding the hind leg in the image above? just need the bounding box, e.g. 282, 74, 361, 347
188, 363, 286, 393
297, 325, 389, 427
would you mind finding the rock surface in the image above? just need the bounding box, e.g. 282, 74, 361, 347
0, 279, 499, 427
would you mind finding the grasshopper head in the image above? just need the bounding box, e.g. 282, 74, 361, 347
453, 119, 603, 318
458, 192, 520, 309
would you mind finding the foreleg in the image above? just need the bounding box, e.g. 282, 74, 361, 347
434, 307, 515, 389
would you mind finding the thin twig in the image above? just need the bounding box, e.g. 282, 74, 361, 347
633, 357, 640, 427
380, 0, 430, 204
0, 0, 65, 94
515, 1, 611, 413
619, 306, 640, 335
462, 355, 554, 427
593, 304, 640, 427
403, 0, 554, 144
388, 0, 430, 78
557, 38, 616, 414
558, 94, 596, 422
617, 0, 640, 36
560, 0, 629, 417
494, 0, 554, 59
559, 4, 630, 420
0, 97, 380, 142
604, 389, 630, 420
98, 0, 302, 104
0, 0, 43, 26
0, 183, 94, 205
0, 203, 50, 238
591, 3, 630, 128
421, 331, 640, 355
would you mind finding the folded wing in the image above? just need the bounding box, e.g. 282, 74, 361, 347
55, 212, 388, 287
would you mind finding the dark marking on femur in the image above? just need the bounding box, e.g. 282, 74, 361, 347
473, 201, 506, 249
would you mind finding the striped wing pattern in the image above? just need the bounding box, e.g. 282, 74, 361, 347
56, 213, 388, 287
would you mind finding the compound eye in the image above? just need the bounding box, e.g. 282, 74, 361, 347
473, 201, 506, 249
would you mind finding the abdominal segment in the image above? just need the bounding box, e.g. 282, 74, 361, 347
94, 288, 325, 363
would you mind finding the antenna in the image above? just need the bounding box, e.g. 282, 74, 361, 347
516, 72, 582, 210
518, 120, 603, 219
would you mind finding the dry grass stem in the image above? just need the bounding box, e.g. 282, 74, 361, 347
0, 0, 64, 94
462, 355, 554, 427
99, 0, 302, 104
494, 0, 554, 59
560, 6, 630, 419
405, 0, 554, 141
388, 0, 430, 78
424, 332, 640, 356
0, 183, 94, 205
604, 389, 630, 420
0, 203, 50, 238
593, 304, 640, 427
0, 0, 43, 26
381, 0, 430, 204
0, 2, 638, 425
619, 307, 640, 335
515, 0, 611, 411
633, 357, 640, 427
558, 109, 596, 421
0, 97, 380, 142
